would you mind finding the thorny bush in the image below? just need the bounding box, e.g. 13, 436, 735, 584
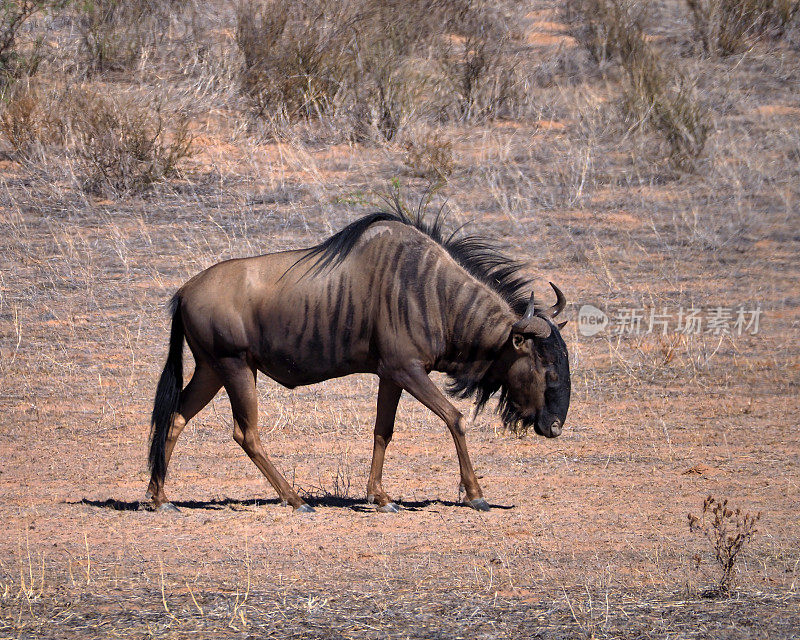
685, 0, 800, 55
0, 84, 194, 195
688, 495, 761, 596
562, 0, 711, 169
235, 0, 527, 140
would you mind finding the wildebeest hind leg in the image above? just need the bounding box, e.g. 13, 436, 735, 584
392, 364, 489, 511
366, 378, 402, 512
148, 363, 222, 509
222, 362, 312, 512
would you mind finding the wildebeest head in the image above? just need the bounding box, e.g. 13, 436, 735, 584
497, 283, 570, 438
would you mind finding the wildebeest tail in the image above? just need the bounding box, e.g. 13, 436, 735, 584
148, 294, 184, 486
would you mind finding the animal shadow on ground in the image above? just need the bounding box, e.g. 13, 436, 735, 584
72, 497, 515, 513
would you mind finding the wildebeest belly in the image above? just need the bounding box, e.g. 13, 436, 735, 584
251, 293, 377, 388
253, 355, 375, 388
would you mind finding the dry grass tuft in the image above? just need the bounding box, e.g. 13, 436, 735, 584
0, 84, 193, 194
68, 90, 194, 195
0, 83, 47, 153
235, 0, 352, 122
77, 0, 161, 73
562, 0, 647, 66
620, 53, 710, 169
402, 130, 454, 184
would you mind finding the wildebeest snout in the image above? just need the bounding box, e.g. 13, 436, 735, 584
534, 414, 562, 438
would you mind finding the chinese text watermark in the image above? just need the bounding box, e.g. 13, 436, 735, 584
578, 304, 762, 338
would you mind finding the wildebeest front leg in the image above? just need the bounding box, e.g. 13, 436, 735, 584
392, 363, 490, 512
222, 362, 313, 513
366, 378, 402, 513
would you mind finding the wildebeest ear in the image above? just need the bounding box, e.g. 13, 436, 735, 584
558, 320, 567, 330
512, 333, 525, 350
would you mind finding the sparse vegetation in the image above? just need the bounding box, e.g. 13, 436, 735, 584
235, 0, 526, 140
563, 0, 710, 168
69, 91, 194, 195
619, 47, 710, 169
685, 0, 800, 55
562, 0, 646, 66
0, 0, 798, 637
0, 84, 193, 193
439, 2, 528, 120
235, 0, 351, 121
0, 0, 64, 85
77, 0, 161, 73
689, 495, 762, 596
402, 130, 454, 184
0, 82, 47, 152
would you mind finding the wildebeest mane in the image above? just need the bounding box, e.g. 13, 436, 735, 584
290, 197, 534, 417
292, 197, 532, 317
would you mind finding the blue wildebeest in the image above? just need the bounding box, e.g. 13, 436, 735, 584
148, 204, 570, 513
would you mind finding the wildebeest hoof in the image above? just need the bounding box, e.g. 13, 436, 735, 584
157, 502, 180, 513
294, 503, 315, 514
467, 498, 491, 512
377, 502, 400, 513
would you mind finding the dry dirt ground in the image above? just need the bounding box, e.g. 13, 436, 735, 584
1, 2, 799, 639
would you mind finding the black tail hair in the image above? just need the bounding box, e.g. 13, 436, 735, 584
148, 294, 184, 486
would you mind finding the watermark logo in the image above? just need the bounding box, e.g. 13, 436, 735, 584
576, 305, 762, 337
578, 304, 609, 337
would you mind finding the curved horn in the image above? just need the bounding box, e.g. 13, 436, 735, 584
543, 282, 566, 318
513, 291, 551, 338
521, 290, 536, 320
